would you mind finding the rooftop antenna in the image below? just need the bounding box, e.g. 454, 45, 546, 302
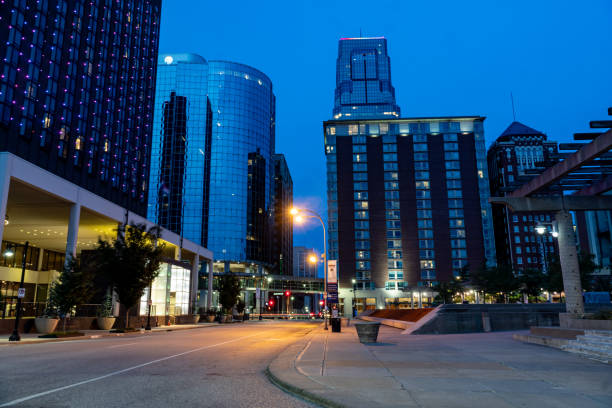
510, 92, 517, 121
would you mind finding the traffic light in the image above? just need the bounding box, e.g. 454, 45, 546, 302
319, 300, 324, 306
269, 299, 275, 306
284, 291, 291, 297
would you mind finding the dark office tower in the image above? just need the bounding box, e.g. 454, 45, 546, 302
487, 122, 559, 273
246, 150, 269, 263
148, 54, 212, 246
0, 0, 162, 216
272, 154, 293, 275
324, 118, 495, 313
157, 93, 187, 235
333, 37, 400, 120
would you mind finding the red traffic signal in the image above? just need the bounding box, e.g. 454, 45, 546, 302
284, 291, 291, 297
319, 300, 324, 306
269, 299, 275, 306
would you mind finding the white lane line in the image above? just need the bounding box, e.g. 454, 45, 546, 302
0, 332, 261, 407
106, 342, 139, 349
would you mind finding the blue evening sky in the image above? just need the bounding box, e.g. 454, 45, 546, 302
159, 0, 612, 266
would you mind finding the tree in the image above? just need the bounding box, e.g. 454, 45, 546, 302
519, 268, 546, 302
434, 280, 463, 304
47, 256, 95, 331
92, 223, 165, 328
591, 276, 612, 293
471, 264, 519, 303
218, 274, 241, 314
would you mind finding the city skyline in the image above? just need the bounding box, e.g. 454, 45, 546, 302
159, 0, 612, 256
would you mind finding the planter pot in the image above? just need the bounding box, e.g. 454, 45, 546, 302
191, 314, 200, 324
354, 322, 381, 343
96, 317, 116, 330
206, 315, 216, 323
223, 315, 233, 323
34, 317, 59, 334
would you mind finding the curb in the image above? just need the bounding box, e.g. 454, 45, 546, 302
264, 366, 345, 408
265, 326, 347, 408
0, 323, 219, 346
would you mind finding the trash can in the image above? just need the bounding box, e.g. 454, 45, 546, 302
354, 322, 380, 343
331, 317, 342, 332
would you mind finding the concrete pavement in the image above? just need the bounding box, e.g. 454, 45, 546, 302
268, 324, 612, 408
0, 320, 319, 407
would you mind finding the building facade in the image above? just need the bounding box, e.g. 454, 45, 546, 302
0, 0, 162, 216
324, 117, 495, 314
333, 37, 400, 120
272, 154, 293, 275
206, 61, 276, 273
487, 122, 559, 273
147, 54, 212, 246
147, 55, 278, 273
293, 246, 318, 278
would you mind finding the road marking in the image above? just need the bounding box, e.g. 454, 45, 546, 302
106, 342, 139, 349
0, 333, 261, 407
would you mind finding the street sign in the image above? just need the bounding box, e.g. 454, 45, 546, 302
17, 288, 25, 298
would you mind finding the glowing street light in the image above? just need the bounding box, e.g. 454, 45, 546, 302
535, 224, 547, 235
290, 206, 329, 330
308, 254, 317, 264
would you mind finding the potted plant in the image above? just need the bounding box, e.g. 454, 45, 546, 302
218, 274, 241, 323
37, 256, 93, 334
190, 300, 200, 324
236, 299, 246, 322
96, 292, 116, 330
205, 309, 216, 323
35, 304, 59, 334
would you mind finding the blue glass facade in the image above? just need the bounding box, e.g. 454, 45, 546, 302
206, 61, 275, 263
333, 37, 400, 120
148, 56, 276, 266
148, 54, 211, 246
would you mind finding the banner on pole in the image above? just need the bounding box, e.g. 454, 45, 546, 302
327, 260, 337, 284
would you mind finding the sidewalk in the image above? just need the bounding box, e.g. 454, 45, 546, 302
0, 322, 219, 345
268, 324, 612, 408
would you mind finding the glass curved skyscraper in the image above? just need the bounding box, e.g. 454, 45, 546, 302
148, 56, 279, 273
206, 61, 275, 264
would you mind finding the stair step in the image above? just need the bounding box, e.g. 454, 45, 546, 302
576, 336, 612, 347
564, 343, 612, 358
585, 330, 612, 338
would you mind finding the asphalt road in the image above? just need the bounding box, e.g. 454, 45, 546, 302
0, 321, 319, 408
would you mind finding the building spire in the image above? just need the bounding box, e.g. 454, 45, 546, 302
511, 92, 517, 121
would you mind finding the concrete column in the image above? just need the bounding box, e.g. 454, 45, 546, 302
555, 210, 584, 315
207, 260, 214, 311
0, 155, 10, 243
65, 203, 81, 263
37, 248, 44, 271
190, 254, 199, 314
418, 290, 422, 308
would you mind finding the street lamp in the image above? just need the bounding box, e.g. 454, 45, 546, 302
291, 206, 329, 330
7, 241, 28, 341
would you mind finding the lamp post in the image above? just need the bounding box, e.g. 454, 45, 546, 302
8, 241, 28, 341
291, 207, 329, 330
